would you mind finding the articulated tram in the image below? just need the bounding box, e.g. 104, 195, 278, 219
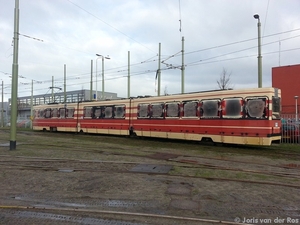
32, 87, 281, 146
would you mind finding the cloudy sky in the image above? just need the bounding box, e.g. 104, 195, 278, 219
1, 0, 300, 101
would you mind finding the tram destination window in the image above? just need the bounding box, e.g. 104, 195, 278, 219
245, 98, 267, 119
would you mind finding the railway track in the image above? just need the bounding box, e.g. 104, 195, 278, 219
0, 130, 299, 224
0, 206, 253, 225
0, 154, 299, 188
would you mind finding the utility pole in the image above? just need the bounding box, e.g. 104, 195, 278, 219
128, 51, 130, 98
96, 54, 110, 100
101, 57, 104, 99
10, 0, 20, 150
1, 80, 4, 127
157, 43, 161, 96
90, 60, 93, 100
181, 36, 185, 94
64, 64, 66, 102
30, 80, 33, 129
51, 76, 54, 102
254, 14, 262, 88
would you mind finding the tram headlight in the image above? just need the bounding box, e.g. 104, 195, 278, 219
275, 122, 278, 127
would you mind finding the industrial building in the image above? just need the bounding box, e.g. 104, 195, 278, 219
272, 64, 300, 115
7, 89, 119, 126
0, 102, 8, 127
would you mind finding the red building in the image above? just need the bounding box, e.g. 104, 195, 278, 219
272, 64, 300, 115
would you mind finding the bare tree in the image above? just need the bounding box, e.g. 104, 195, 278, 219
217, 68, 233, 90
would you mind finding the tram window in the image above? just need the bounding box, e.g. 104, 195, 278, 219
67, 108, 75, 118
92, 107, 101, 119
200, 100, 220, 118
39, 109, 44, 118
166, 102, 180, 117
245, 98, 267, 119
83, 107, 92, 118
51, 108, 58, 118
45, 108, 51, 118
138, 104, 149, 118
222, 98, 243, 118
115, 105, 125, 118
103, 106, 113, 118
183, 101, 198, 117
59, 108, 66, 118
272, 97, 281, 119
151, 103, 164, 118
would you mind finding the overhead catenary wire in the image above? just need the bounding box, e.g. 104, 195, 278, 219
18, 33, 44, 42
177, 33, 300, 67
2, 25, 300, 97
5, 43, 300, 95
184, 28, 300, 56
5, 27, 300, 82
5, 37, 300, 88
262, 0, 271, 40
67, 0, 156, 54
13, 46, 300, 95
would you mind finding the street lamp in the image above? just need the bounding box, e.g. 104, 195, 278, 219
95, 55, 101, 100
295, 96, 299, 122
95, 54, 110, 100
254, 14, 262, 88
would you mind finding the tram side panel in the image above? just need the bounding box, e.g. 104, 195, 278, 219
32, 104, 78, 132
77, 100, 131, 136
129, 88, 281, 145
32, 87, 281, 146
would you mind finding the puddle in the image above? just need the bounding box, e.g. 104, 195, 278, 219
0, 143, 10, 147
148, 153, 180, 160
167, 185, 191, 196
58, 169, 74, 173
0, 142, 22, 147
12, 196, 156, 209
170, 199, 199, 211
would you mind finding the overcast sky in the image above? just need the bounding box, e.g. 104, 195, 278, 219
1, 0, 300, 101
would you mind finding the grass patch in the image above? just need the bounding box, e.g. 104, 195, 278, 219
0, 129, 299, 161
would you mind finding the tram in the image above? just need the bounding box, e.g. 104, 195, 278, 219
32, 87, 281, 146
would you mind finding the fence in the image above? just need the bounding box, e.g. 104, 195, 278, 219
281, 114, 300, 144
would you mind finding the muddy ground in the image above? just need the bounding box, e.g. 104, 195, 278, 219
0, 129, 299, 225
